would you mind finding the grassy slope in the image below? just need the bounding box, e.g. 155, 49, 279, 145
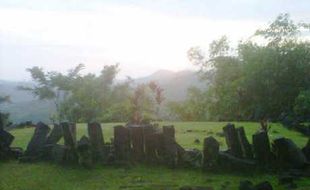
1, 122, 309, 190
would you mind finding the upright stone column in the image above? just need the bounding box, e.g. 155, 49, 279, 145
129, 125, 144, 161
0, 120, 15, 160
144, 125, 160, 163
223, 124, 243, 157
45, 123, 63, 144
236, 127, 253, 159
69, 122, 77, 144
203, 136, 219, 170
23, 122, 50, 158
161, 125, 184, 168
88, 122, 104, 162
114, 125, 131, 162
62, 122, 78, 164
252, 131, 271, 165
77, 135, 92, 168
62, 122, 75, 148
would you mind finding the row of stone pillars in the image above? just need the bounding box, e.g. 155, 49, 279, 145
3, 121, 310, 173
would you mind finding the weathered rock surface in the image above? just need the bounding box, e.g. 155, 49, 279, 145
272, 137, 307, 169
77, 135, 92, 168
252, 131, 272, 166
22, 122, 50, 160
88, 122, 104, 162
203, 136, 219, 170
223, 124, 243, 158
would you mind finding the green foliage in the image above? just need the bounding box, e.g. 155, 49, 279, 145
173, 14, 310, 121
168, 87, 208, 121
293, 90, 310, 120
129, 81, 165, 124
21, 64, 165, 123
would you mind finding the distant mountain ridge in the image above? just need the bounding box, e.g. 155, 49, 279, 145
0, 70, 204, 122
135, 69, 204, 101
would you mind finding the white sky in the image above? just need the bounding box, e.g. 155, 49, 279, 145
0, 1, 309, 81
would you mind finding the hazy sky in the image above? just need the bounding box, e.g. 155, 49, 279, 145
0, 0, 310, 81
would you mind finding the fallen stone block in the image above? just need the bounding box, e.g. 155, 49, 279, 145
272, 137, 307, 169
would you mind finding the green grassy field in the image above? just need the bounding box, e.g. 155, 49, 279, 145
1, 122, 310, 190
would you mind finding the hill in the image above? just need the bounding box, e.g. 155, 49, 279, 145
135, 70, 204, 102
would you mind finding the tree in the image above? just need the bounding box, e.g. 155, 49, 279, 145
177, 13, 310, 121
19, 64, 84, 122
21, 63, 154, 123
168, 87, 208, 121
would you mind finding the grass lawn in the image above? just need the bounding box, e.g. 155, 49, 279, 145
1, 122, 309, 190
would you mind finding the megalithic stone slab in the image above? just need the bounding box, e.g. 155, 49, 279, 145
129, 125, 144, 161
114, 125, 131, 161
252, 131, 271, 165
160, 133, 184, 168
61, 122, 78, 164
272, 137, 307, 169
218, 151, 256, 171
88, 122, 104, 161
45, 123, 63, 145
143, 125, 160, 163
51, 144, 66, 163
77, 135, 92, 168
24, 122, 50, 157
236, 127, 253, 159
69, 122, 77, 144
62, 122, 75, 148
203, 136, 219, 170
163, 125, 175, 140
0, 129, 14, 148
180, 148, 203, 168
223, 123, 243, 158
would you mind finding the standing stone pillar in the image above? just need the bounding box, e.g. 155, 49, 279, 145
23, 122, 50, 158
223, 124, 243, 157
129, 125, 144, 161
61, 122, 78, 164
114, 125, 131, 162
0, 123, 15, 160
69, 122, 77, 144
144, 125, 159, 163
252, 131, 271, 165
45, 123, 63, 145
203, 136, 219, 170
161, 134, 178, 168
161, 125, 183, 168
77, 135, 92, 168
236, 127, 253, 159
88, 122, 104, 162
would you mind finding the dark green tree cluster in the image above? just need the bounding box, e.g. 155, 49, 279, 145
169, 14, 310, 122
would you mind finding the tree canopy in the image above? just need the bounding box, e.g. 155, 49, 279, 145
169, 14, 310, 122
